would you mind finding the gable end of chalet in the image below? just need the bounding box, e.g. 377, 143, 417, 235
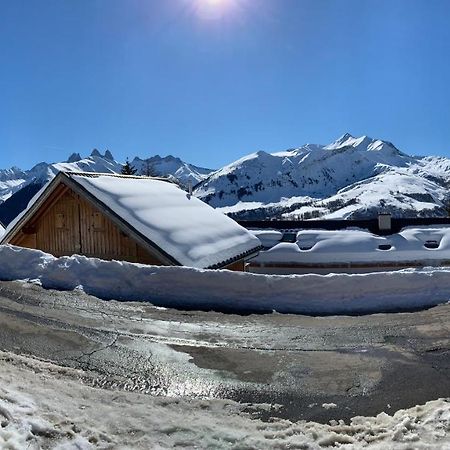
1, 172, 261, 270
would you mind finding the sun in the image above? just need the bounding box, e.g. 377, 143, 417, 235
204, 0, 224, 5
195, 0, 238, 21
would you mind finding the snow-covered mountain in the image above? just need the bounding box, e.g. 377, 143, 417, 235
130, 155, 212, 186
194, 134, 450, 220
0, 150, 213, 226
0, 150, 212, 203
3, 134, 450, 225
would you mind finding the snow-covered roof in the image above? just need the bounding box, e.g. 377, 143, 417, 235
252, 227, 450, 265
2, 172, 261, 269
249, 230, 283, 248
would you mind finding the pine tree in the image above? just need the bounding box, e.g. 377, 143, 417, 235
121, 158, 137, 175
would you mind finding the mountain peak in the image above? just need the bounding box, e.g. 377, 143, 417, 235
90, 149, 102, 158
338, 132, 354, 142
67, 153, 81, 163
325, 133, 356, 149
104, 150, 114, 161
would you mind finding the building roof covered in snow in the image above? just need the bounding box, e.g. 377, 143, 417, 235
251, 227, 450, 266
2, 172, 261, 269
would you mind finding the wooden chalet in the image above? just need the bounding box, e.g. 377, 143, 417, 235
1, 172, 261, 270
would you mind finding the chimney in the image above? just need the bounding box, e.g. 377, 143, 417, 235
378, 212, 391, 232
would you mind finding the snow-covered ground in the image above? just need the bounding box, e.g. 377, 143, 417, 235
0, 350, 448, 449
0, 244, 450, 314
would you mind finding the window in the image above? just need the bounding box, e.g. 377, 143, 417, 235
55, 213, 65, 229
424, 240, 439, 249
93, 212, 104, 231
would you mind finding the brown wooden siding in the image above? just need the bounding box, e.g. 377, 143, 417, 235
12, 186, 163, 265
223, 260, 245, 271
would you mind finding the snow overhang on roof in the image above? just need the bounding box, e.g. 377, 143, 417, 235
2, 172, 262, 269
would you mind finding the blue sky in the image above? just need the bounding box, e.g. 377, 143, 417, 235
2, 0, 450, 170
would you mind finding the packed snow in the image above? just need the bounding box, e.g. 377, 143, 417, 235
1, 245, 450, 314
0, 350, 448, 449
252, 226, 450, 267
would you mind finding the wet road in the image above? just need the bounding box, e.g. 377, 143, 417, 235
0, 280, 448, 423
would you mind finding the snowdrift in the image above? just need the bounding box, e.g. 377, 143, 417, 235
0, 245, 449, 314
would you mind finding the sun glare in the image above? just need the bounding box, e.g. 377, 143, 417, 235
195, 0, 241, 21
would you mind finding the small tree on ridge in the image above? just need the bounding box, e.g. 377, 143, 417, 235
121, 158, 137, 175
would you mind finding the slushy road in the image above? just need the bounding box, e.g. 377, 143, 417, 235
0, 280, 448, 423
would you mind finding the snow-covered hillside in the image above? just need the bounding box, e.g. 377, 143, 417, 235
0, 150, 212, 205
0, 150, 120, 204
194, 134, 450, 220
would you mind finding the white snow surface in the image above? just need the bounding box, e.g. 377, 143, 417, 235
69, 174, 260, 268
0, 350, 448, 449
254, 226, 450, 265
1, 245, 450, 314
250, 229, 283, 248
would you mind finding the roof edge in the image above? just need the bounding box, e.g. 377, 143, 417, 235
1, 172, 66, 244
207, 245, 263, 270
64, 171, 175, 183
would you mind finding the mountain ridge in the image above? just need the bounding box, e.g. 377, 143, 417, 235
193, 133, 450, 220
0, 151, 214, 226
2, 134, 450, 226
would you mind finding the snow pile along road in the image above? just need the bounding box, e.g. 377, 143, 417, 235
0, 350, 449, 449
0, 245, 450, 314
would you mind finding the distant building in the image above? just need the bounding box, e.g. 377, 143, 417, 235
248, 226, 450, 275
1, 172, 261, 271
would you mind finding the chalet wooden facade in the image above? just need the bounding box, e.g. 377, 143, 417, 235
1, 172, 261, 270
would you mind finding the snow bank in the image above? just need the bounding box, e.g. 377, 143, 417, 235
0, 350, 449, 449
254, 226, 450, 266
249, 229, 283, 248
1, 245, 450, 314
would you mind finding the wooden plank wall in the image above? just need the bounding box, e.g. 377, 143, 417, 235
14, 187, 163, 265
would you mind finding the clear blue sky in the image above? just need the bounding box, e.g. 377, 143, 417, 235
2, 0, 450, 170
